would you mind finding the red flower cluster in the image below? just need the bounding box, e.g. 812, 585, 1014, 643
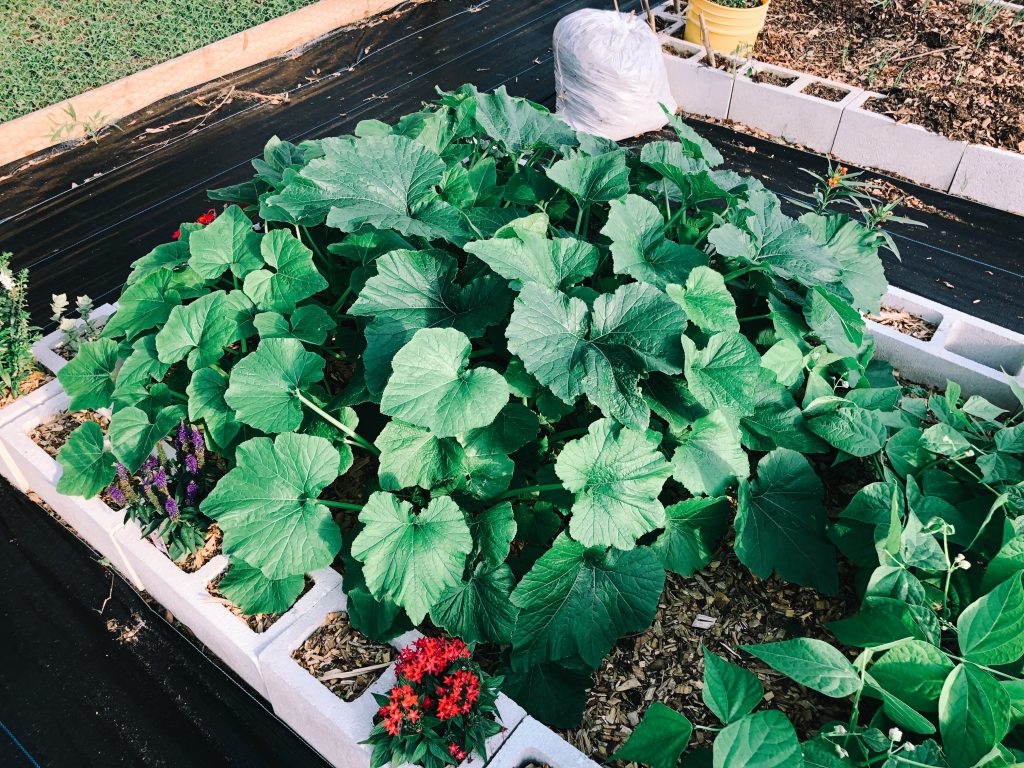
379, 684, 422, 736
172, 208, 218, 240
435, 669, 481, 720
448, 743, 468, 762
394, 637, 470, 683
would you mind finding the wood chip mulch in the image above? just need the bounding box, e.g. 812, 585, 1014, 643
559, 549, 857, 761
293, 610, 396, 702
0, 368, 53, 408
753, 0, 1024, 152
29, 409, 107, 458
866, 305, 939, 340
206, 570, 313, 634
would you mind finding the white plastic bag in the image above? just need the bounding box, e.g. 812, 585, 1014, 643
553, 8, 677, 141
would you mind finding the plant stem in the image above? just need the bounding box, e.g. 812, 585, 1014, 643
469, 346, 495, 359
332, 285, 353, 312
547, 426, 588, 443
320, 499, 364, 511
946, 654, 1020, 680
494, 482, 564, 501
723, 265, 757, 282
296, 391, 380, 457
737, 313, 771, 323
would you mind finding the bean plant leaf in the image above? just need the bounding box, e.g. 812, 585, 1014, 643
667, 266, 739, 333
651, 496, 730, 576
217, 559, 306, 615
431, 563, 519, 644
349, 249, 510, 395
939, 664, 1011, 768
869, 639, 953, 713
713, 711, 801, 768
510, 533, 665, 669
741, 638, 861, 698
380, 328, 509, 438
202, 433, 341, 580
671, 410, 749, 496
264, 135, 447, 235
243, 230, 328, 312
187, 367, 242, 449
155, 291, 235, 370
612, 702, 693, 768
957, 572, 1024, 666
546, 149, 630, 206
602, 194, 706, 289
187, 205, 262, 280
555, 418, 671, 550
57, 338, 120, 411
702, 646, 764, 725
374, 420, 464, 491
735, 448, 837, 593
508, 282, 686, 429
225, 338, 325, 434
464, 215, 599, 290
351, 492, 473, 624
56, 421, 116, 498
108, 404, 185, 473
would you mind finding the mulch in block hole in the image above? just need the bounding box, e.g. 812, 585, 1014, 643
294, 610, 397, 702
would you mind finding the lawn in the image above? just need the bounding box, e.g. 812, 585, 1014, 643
0, 0, 321, 123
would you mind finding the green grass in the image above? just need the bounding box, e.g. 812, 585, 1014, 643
0, 0, 321, 123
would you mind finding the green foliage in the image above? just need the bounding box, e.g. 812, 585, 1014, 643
54, 86, 1024, 766
0, 253, 38, 397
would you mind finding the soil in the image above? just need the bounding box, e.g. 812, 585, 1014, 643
754, 0, 1024, 152
0, 367, 53, 407
802, 80, 850, 101
206, 569, 314, 634
560, 549, 857, 760
30, 408, 107, 458
867, 305, 939, 340
55, 343, 77, 361
749, 69, 799, 87
176, 523, 223, 574
293, 610, 396, 702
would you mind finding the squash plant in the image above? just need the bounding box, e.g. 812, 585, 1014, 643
57, 85, 897, 724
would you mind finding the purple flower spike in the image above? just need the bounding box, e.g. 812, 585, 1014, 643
164, 497, 179, 520
109, 487, 126, 505
177, 422, 189, 446
185, 454, 199, 475
185, 480, 198, 505
116, 463, 129, 480
192, 427, 205, 452
152, 468, 168, 490
143, 455, 159, 472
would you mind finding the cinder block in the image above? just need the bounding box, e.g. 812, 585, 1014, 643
31, 303, 117, 375
833, 92, 967, 190
867, 286, 1024, 409
728, 66, 861, 153
0, 388, 139, 583
258, 591, 524, 768
950, 143, 1024, 217
114, 521, 342, 698
485, 717, 599, 768
661, 39, 735, 119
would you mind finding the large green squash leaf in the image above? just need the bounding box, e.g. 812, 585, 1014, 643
57, 338, 120, 411
380, 328, 509, 438
350, 492, 473, 624
683, 332, 781, 417
651, 496, 730, 576
202, 433, 341, 580
187, 366, 241, 449
373, 420, 464, 491
546, 149, 630, 206
510, 533, 664, 669
735, 448, 837, 593
554, 418, 671, 550
507, 282, 686, 429
431, 562, 518, 644
671, 409, 749, 496
225, 338, 325, 433
667, 266, 739, 333
801, 211, 887, 314
473, 86, 575, 155
155, 291, 235, 370
243, 229, 327, 313
108, 404, 185, 473
101, 270, 182, 340
187, 205, 262, 281
217, 559, 306, 615
56, 421, 116, 498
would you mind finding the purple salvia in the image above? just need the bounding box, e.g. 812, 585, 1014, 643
164, 497, 180, 520
185, 454, 199, 475
177, 421, 188, 447
152, 468, 168, 490
109, 487, 126, 505
116, 463, 129, 480
185, 480, 198, 505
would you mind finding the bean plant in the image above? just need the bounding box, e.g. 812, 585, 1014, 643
53, 86, 1024, 763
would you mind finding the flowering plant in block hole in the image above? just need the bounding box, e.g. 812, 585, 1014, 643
364, 637, 503, 768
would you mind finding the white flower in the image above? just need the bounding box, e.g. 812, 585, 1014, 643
904, 743, 916, 752
831, 725, 847, 736
0, 270, 15, 292
51, 293, 68, 315
954, 553, 972, 570
835, 745, 849, 759
59, 318, 78, 332
888, 727, 903, 742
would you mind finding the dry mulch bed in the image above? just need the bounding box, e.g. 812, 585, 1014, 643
867, 305, 939, 340
754, 0, 1024, 152
0, 368, 53, 408
30, 408, 107, 458
560, 550, 856, 761
293, 610, 396, 702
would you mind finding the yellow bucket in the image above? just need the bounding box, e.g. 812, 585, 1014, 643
683, 0, 770, 57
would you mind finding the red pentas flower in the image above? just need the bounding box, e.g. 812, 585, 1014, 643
365, 637, 502, 768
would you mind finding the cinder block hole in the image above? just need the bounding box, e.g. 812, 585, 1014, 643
661, 42, 702, 60
802, 81, 850, 102
944, 322, 1024, 375
748, 69, 799, 88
